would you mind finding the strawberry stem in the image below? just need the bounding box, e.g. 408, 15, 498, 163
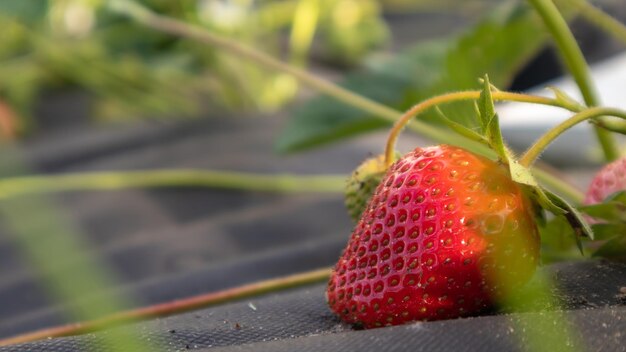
527, 0, 619, 162
384, 90, 583, 168
0, 268, 332, 346
0, 170, 345, 198
565, 0, 626, 47
520, 107, 626, 168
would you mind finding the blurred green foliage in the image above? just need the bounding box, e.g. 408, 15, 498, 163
0, 0, 388, 132
277, 1, 549, 152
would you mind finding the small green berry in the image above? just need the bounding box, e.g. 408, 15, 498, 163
344, 152, 399, 222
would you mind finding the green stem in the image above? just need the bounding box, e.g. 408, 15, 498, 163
566, 0, 626, 47
520, 107, 626, 167
384, 90, 582, 167
528, 0, 619, 161
0, 170, 345, 199
592, 118, 626, 135
383, 90, 586, 203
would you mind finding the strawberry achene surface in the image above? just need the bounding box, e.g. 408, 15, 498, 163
327, 145, 540, 328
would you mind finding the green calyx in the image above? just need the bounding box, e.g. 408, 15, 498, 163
475, 75, 593, 253
344, 152, 400, 222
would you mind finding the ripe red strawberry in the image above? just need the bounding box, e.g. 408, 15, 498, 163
584, 157, 626, 205
327, 145, 540, 328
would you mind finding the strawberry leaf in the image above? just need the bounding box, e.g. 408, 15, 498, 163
532, 186, 565, 215
509, 160, 539, 187
592, 235, 626, 260
527, 187, 589, 254
545, 189, 594, 245
435, 107, 489, 146
544, 190, 592, 237
578, 190, 626, 222
275, 69, 412, 152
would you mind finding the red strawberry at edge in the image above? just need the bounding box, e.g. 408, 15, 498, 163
584, 157, 626, 205
327, 145, 540, 328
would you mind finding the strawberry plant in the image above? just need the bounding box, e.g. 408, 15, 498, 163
325, 71, 626, 327
0, 0, 387, 131
2, 0, 626, 348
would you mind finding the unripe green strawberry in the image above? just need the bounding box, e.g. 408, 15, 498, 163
328, 145, 540, 328
345, 153, 399, 222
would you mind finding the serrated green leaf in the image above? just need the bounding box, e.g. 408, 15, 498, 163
277, 2, 548, 152
592, 235, 626, 260
434, 107, 489, 146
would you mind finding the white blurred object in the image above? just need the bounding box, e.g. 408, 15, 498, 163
498, 50, 626, 166
198, 0, 251, 31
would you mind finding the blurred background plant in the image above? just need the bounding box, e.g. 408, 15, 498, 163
0, 0, 393, 135
1, 0, 623, 142
0, 0, 528, 137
